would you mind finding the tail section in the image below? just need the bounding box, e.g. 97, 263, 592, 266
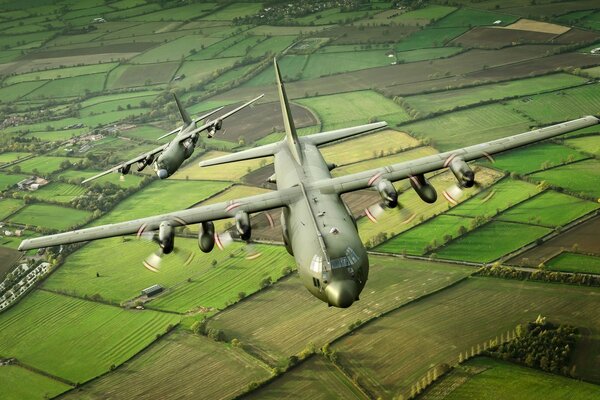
173, 93, 192, 125
274, 58, 303, 164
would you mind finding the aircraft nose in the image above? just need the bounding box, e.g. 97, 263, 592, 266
325, 280, 358, 308
156, 169, 168, 179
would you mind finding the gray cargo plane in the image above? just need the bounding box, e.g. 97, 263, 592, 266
19, 59, 599, 308
82, 93, 263, 183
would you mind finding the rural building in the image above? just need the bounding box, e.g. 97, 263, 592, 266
141, 284, 163, 297
17, 176, 48, 191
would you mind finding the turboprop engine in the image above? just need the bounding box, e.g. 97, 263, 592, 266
207, 119, 223, 138
235, 211, 251, 241
158, 221, 174, 254
118, 164, 131, 175
447, 156, 475, 188
410, 174, 437, 203
137, 154, 155, 171
198, 221, 215, 253
376, 179, 398, 208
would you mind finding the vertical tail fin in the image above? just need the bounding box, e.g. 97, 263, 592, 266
274, 58, 303, 164
173, 93, 192, 125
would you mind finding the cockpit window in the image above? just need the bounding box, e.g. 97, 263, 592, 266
330, 247, 360, 269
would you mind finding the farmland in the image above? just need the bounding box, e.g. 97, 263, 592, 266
529, 159, 600, 199
10, 156, 74, 175
8, 203, 92, 230
0, 365, 72, 400
0, 198, 24, 220
28, 182, 86, 204
547, 252, 600, 274
0, 172, 28, 190
172, 151, 272, 182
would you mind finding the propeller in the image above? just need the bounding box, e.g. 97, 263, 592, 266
137, 221, 195, 273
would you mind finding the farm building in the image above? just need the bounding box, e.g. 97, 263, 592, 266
141, 284, 163, 297
17, 176, 48, 191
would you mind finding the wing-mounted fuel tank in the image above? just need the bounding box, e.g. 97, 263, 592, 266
376, 179, 398, 208
410, 174, 437, 203
198, 221, 215, 253
158, 221, 175, 254
446, 155, 474, 188
235, 211, 251, 241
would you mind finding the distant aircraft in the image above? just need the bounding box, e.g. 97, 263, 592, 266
20, 59, 599, 308
82, 93, 263, 183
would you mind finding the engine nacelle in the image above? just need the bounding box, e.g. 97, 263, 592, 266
137, 155, 155, 172
215, 119, 223, 131
327, 162, 337, 171
235, 211, 251, 241
198, 221, 215, 253
410, 174, 437, 203
376, 179, 398, 208
118, 164, 131, 175
158, 221, 174, 254
448, 156, 474, 188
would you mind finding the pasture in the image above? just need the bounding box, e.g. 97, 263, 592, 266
486, 142, 588, 174
201, 2, 263, 21
172, 151, 272, 182
3, 63, 118, 85
427, 357, 600, 400
92, 180, 230, 226
434, 8, 518, 27
395, 27, 468, 51
547, 252, 600, 274
436, 221, 550, 263
106, 62, 180, 89
0, 172, 28, 190
367, 5, 456, 26
57, 169, 145, 188
61, 331, 270, 400
8, 203, 92, 230
209, 256, 473, 361
529, 159, 600, 199
0, 290, 179, 383
13, 156, 74, 175
0, 80, 48, 103
24, 73, 106, 99
566, 134, 600, 156
0, 152, 31, 164
0, 198, 24, 220
131, 35, 221, 64
29, 182, 86, 204
129, 2, 216, 21
332, 277, 600, 399
0, 365, 72, 400
173, 58, 242, 88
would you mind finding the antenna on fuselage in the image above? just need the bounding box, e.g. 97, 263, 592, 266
274, 58, 303, 165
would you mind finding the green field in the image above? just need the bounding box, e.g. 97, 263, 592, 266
80, 93, 158, 115
405, 74, 588, 114
106, 62, 180, 89
395, 27, 468, 51
485, 142, 588, 174
129, 2, 215, 21
547, 252, 600, 274
367, 5, 456, 26
245, 355, 367, 400
0, 152, 31, 164
9, 203, 92, 230
92, 179, 230, 226
427, 357, 600, 400
566, 134, 600, 156
0, 172, 28, 190
173, 58, 242, 88
434, 8, 519, 27
13, 156, 74, 175
209, 257, 473, 361
0, 290, 179, 383
436, 221, 551, 263
58, 169, 145, 188
529, 159, 600, 199
498, 191, 598, 227
0, 80, 48, 103
4, 63, 118, 85
0, 198, 24, 220
376, 214, 473, 255
29, 182, 86, 204
202, 2, 262, 20
296, 90, 411, 131
61, 331, 270, 400
0, 365, 72, 400
172, 151, 270, 182
332, 277, 600, 399
24, 73, 106, 99
131, 35, 221, 64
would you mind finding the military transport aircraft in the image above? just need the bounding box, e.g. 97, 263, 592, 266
19, 59, 598, 308
81, 93, 263, 183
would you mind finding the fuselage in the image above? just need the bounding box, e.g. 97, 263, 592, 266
275, 142, 369, 308
153, 123, 197, 179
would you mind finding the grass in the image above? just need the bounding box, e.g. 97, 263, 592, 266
80, 93, 158, 115
45, 238, 291, 313
566, 134, 600, 156
0, 365, 72, 400
131, 35, 221, 64
57, 169, 145, 188
209, 256, 473, 361
0, 198, 25, 220
27, 182, 87, 204
376, 214, 473, 255
368, 5, 456, 26
434, 8, 519, 27
9, 203, 92, 230
436, 221, 551, 263
13, 156, 75, 174
395, 27, 468, 51
484, 142, 588, 174
172, 58, 241, 88
333, 277, 600, 399
244, 355, 367, 400
105, 63, 179, 89
24, 74, 106, 99
0, 173, 29, 190
0, 81, 48, 103
172, 151, 271, 182
0, 151, 31, 164
247, 35, 297, 58
498, 191, 598, 228
547, 252, 600, 274
92, 179, 230, 226
4, 63, 118, 85
128, 2, 216, 21
529, 159, 600, 199
0, 290, 179, 383
404, 73, 588, 114
202, 2, 263, 20
296, 90, 411, 131
60, 331, 270, 400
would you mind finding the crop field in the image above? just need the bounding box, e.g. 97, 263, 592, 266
485, 142, 589, 174
0, 80, 48, 103
367, 5, 456, 26
436, 221, 551, 263
293, 8, 379, 26
426, 357, 600, 400
404, 73, 588, 114
434, 8, 519, 27
333, 277, 600, 399
0, 365, 72, 400
12, 156, 74, 175
129, 2, 216, 21
498, 190, 598, 227
376, 214, 473, 255
566, 134, 600, 156
547, 251, 600, 274
24, 73, 106, 99
3, 63, 118, 85
448, 178, 540, 219
395, 27, 469, 51
117, 124, 166, 141
28, 182, 86, 204
0, 172, 28, 190
244, 355, 367, 400
209, 257, 473, 361
173, 58, 242, 88
131, 35, 221, 64
57, 169, 145, 188
8, 203, 92, 230
62, 331, 270, 400
92, 180, 230, 226
0, 290, 179, 383
0, 198, 24, 220
529, 159, 600, 199
0, 151, 31, 164
296, 91, 411, 131
80, 94, 158, 115
172, 151, 272, 182
106, 62, 180, 89
450, 26, 558, 49
320, 129, 420, 167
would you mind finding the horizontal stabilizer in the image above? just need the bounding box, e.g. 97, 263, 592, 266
199, 143, 279, 167
303, 121, 387, 147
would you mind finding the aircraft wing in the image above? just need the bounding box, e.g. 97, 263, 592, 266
81, 143, 170, 184
18, 187, 298, 251
315, 116, 599, 195
156, 106, 225, 141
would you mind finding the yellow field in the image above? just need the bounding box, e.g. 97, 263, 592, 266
171, 151, 273, 182
501, 19, 570, 34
